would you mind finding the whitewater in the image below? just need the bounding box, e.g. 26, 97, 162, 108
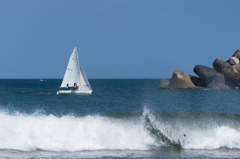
1, 108, 240, 152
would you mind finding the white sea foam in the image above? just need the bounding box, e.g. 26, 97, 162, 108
143, 107, 240, 150
183, 126, 240, 149
0, 111, 155, 151
0, 109, 240, 152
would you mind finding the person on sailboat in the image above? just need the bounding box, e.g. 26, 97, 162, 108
73, 83, 79, 90
66, 84, 70, 89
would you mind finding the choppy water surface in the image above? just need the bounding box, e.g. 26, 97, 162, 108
0, 79, 240, 158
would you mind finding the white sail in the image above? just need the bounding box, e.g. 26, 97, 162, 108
59, 47, 92, 93
79, 63, 92, 91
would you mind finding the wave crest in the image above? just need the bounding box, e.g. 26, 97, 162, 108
0, 109, 240, 151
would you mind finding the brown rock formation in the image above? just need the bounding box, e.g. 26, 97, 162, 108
158, 49, 240, 90
168, 70, 196, 89
158, 79, 170, 89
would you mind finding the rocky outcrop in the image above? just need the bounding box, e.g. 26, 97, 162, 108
213, 58, 240, 87
168, 70, 196, 89
229, 57, 239, 65
194, 65, 229, 89
158, 79, 170, 89
158, 49, 240, 89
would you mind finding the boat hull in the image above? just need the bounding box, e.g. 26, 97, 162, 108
57, 90, 92, 95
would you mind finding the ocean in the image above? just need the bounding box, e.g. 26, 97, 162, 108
0, 79, 240, 158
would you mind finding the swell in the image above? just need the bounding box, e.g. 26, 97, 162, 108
0, 109, 239, 151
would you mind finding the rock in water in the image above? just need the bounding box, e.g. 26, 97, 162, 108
229, 57, 239, 65
158, 79, 170, 89
213, 58, 240, 87
194, 65, 229, 89
159, 49, 240, 89
169, 70, 196, 89
194, 65, 217, 83
231, 49, 240, 59
189, 75, 205, 87
233, 64, 240, 74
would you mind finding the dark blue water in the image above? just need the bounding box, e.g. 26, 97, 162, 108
0, 79, 240, 158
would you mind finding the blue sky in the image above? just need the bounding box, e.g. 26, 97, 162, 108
1, 0, 240, 79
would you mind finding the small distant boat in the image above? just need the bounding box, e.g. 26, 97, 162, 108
57, 47, 92, 95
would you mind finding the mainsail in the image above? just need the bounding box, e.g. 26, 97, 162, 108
60, 47, 92, 91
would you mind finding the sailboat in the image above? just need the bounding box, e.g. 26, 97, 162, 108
57, 47, 93, 95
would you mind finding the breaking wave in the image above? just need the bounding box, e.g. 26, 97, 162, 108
0, 108, 240, 151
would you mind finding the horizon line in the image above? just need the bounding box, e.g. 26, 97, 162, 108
0, 78, 170, 80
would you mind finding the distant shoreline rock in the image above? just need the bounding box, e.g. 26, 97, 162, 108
169, 70, 197, 89
158, 50, 240, 89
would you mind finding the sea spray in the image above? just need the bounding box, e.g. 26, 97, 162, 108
0, 108, 240, 152
183, 126, 240, 149
142, 108, 240, 150
0, 110, 155, 151
142, 107, 182, 148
